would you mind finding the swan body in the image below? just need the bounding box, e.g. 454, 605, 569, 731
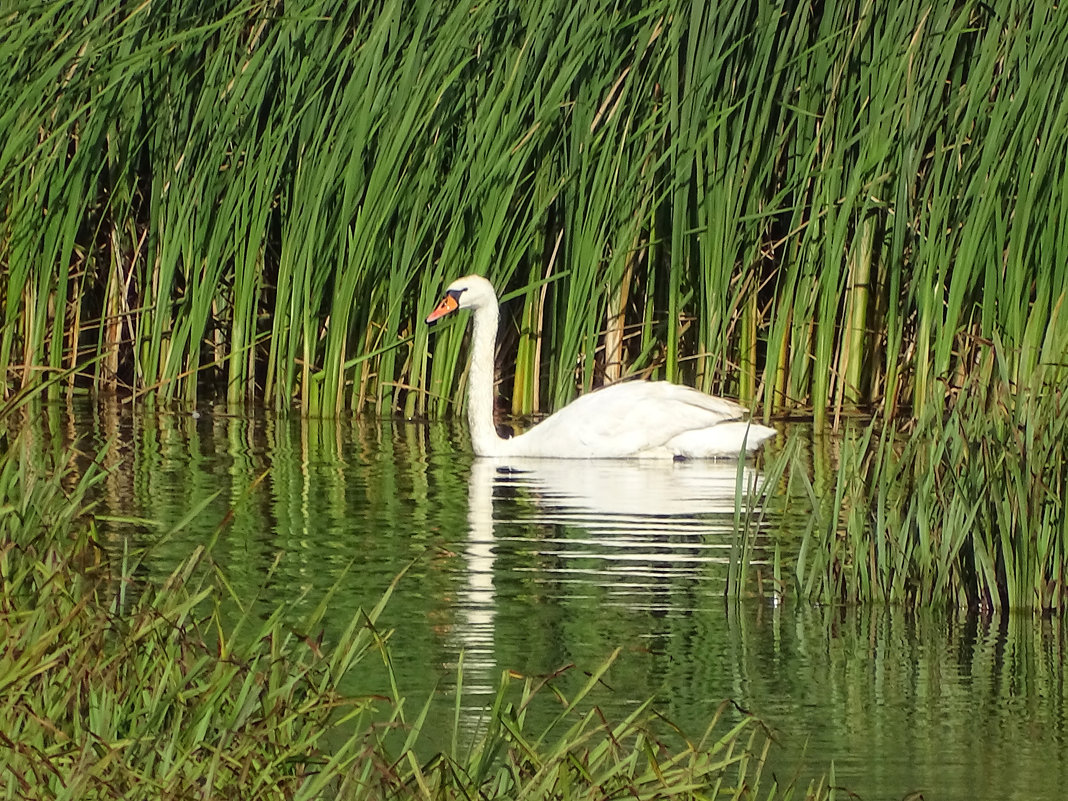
427, 275, 776, 459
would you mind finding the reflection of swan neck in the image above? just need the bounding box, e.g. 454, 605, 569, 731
467, 300, 506, 457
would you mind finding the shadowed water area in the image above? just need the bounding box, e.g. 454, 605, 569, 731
37, 400, 1068, 800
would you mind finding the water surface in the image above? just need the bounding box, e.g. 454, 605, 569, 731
36, 400, 1068, 801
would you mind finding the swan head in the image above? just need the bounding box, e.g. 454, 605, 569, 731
426, 274, 498, 323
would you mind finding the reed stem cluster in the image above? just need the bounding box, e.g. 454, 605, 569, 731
779, 365, 1068, 612
2, 1, 1064, 422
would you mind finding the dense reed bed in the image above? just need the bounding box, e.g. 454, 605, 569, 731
776, 365, 1068, 613
3, 1, 1065, 422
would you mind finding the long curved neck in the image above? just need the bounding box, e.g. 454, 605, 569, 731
466, 300, 506, 457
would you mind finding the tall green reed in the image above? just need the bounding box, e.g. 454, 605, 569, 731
2, 0, 1065, 423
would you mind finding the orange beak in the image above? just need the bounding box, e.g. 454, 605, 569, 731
426, 291, 460, 324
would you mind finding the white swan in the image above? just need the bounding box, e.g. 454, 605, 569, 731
426, 274, 776, 459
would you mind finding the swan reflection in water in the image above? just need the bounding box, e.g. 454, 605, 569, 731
454, 457, 767, 698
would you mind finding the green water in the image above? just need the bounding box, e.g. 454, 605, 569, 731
46, 401, 1068, 800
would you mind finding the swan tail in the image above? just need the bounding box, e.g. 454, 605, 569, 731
666, 422, 777, 459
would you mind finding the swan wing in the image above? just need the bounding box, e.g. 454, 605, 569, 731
510, 381, 749, 458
